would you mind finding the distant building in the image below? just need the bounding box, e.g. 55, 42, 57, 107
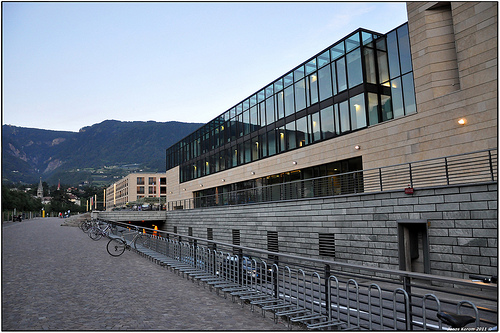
105, 173, 167, 210
36, 178, 43, 199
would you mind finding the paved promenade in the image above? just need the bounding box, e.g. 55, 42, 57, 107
2, 217, 287, 330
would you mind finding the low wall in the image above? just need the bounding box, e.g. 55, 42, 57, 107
165, 182, 497, 279
97, 211, 166, 222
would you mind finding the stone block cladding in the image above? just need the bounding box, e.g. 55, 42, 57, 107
165, 182, 497, 279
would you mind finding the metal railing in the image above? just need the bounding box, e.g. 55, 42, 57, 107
168, 149, 497, 210
113, 222, 497, 330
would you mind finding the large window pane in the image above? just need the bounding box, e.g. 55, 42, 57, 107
250, 106, 259, 132
232, 147, 238, 167
276, 91, 285, 119
286, 121, 296, 150
317, 50, 330, 68
242, 111, 250, 135
244, 140, 252, 163
364, 48, 377, 84
259, 133, 268, 158
368, 92, 379, 125
305, 58, 317, 75
296, 116, 309, 147
284, 72, 294, 87
402, 72, 416, 115
347, 48, 363, 88
318, 64, 333, 100
278, 127, 286, 152
386, 31, 400, 79
259, 102, 266, 127
398, 24, 412, 75
334, 104, 341, 135
331, 63, 338, 95
391, 77, 404, 118
295, 79, 306, 111
345, 32, 360, 52
266, 97, 275, 124
339, 100, 350, 133
294, 65, 304, 81
377, 50, 390, 84
284, 85, 295, 117
308, 74, 319, 106
267, 129, 276, 156
336, 58, 347, 92
331, 42, 345, 61
320, 105, 335, 139
350, 93, 367, 130
381, 94, 393, 121
310, 112, 321, 142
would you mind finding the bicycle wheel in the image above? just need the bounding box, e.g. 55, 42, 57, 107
133, 234, 150, 250
81, 221, 92, 233
88, 227, 103, 241
107, 238, 126, 256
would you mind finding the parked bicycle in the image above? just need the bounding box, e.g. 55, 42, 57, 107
88, 221, 116, 241
106, 227, 151, 256
79, 219, 93, 233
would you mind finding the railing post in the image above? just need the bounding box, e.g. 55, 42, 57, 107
324, 264, 331, 316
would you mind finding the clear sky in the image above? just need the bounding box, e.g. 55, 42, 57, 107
3, 2, 408, 133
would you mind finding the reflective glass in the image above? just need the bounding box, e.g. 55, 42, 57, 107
391, 77, 404, 118
381, 94, 393, 121
286, 121, 296, 150
368, 92, 379, 125
318, 65, 333, 101
345, 32, 360, 52
317, 50, 330, 68
402, 73, 416, 115
278, 127, 286, 152
334, 104, 340, 135
274, 78, 283, 92
259, 102, 266, 127
308, 74, 319, 106
336, 58, 347, 92
267, 129, 276, 156
376, 37, 386, 51
310, 112, 321, 142
339, 100, 350, 133
243, 99, 250, 110
252, 137, 259, 161
244, 140, 251, 163
250, 106, 259, 131
364, 48, 377, 84
347, 48, 363, 88
294, 66, 304, 81
320, 105, 335, 139
362, 31, 373, 45
305, 59, 317, 75
236, 104, 243, 115
331, 42, 344, 60
295, 79, 306, 111
331, 63, 338, 95
284, 86, 295, 117
397, 24, 412, 74
276, 91, 285, 119
296, 116, 309, 147
265, 84, 274, 98
350, 93, 367, 130
259, 133, 268, 157
377, 51, 390, 84
266, 97, 275, 124
284, 72, 294, 87
243, 111, 251, 135
257, 89, 265, 103
250, 95, 257, 107
386, 31, 400, 79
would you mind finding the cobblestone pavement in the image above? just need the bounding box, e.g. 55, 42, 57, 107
2, 218, 289, 330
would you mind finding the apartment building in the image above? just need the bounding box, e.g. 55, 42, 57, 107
105, 173, 167, 210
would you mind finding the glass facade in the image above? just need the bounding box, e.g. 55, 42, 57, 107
166, 24, 416, 183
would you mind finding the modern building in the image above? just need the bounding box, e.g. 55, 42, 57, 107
124, 1, 496, 279
165, 1, 496, 207
105, 173, 167, 210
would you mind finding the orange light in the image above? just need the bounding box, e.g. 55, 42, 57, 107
458, 118, 467, 125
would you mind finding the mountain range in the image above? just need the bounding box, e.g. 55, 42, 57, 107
2, 120, 203, 186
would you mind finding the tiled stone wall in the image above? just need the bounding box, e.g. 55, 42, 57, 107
165, 182, 497, 279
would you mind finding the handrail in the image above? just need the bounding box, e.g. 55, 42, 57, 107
168, 148, 497, 211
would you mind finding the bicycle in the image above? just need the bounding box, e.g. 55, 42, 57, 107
88, 221, 116, 241
106, 227, 151, 256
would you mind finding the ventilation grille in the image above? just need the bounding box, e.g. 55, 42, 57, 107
232, 229, 241, 254
319, 233, 336, 257
207, 228, 213, 240
267, 231, 279, 261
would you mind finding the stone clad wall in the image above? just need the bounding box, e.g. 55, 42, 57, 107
165, 182, 497, 279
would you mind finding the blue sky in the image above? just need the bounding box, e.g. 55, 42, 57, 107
3, 2, 408, 132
